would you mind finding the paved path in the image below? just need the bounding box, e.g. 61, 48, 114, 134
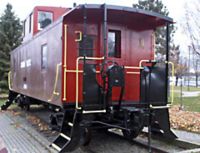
174, 90, 200, 97
0, 110, 148, 153
182, 91, 200, 97
174, 129, 200, 143
0, 136, 7, 153
0, 111, 56, 153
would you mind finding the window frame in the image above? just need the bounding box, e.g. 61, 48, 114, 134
29, 13, 33, 33
108, 30, 121, 58
37, 11, 53, 30
23, 19, 26, 37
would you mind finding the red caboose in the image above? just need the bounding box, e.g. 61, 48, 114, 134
2, 4, 176, 152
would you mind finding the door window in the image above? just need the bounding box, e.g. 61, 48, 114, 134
108, 30, 121, 58
79, 35, 96, 57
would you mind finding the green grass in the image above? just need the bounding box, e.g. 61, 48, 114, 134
0, 99, 6, 106
172, 86, 200, 112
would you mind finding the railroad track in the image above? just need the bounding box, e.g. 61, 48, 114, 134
13, 107, 200, 153
107, 128, 200, 153
107, 129, 168, 153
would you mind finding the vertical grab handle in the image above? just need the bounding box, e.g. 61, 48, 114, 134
167, 61, 175, 104
8, 71, 12, 91
75, 31, 82, 42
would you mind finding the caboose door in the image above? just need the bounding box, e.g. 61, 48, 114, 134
64, 23, 103, 111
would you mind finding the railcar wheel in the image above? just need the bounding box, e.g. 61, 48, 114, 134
122, 112, 144, 140
80, 128, 91, 146
16, 96, 24, 109
24, 104, 30, 111
122, 129, 140, 140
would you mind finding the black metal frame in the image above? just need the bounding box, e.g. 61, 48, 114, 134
165, 23, 170, 103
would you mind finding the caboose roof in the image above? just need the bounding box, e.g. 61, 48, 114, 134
63, 4, 173, 30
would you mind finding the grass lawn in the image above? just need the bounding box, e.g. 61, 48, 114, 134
0, 99, 6, 106
172, 86, 200, 112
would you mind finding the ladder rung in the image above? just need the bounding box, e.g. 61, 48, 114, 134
83, 110, 106, 114
150, 104, 171, 109
60, 133, 71, 141
51, 143, 61, 152
68, 122, 73, 127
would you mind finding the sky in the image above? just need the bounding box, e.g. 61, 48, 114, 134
0, 0, 188, 56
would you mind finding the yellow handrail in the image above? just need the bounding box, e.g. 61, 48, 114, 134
126, 72, 140, 74
167, 61, 175, 104
76, 56, 104, 109
48, 63, 62, 102
124, 66, 143, 69
139, 59, 156, 67
8, 71, 13, 91
65, 69, 101, 73
63, 24, 68, 101
75, 31, 82, 42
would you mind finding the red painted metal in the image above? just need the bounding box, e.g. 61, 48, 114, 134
61, 7, 159, 104
33, 6, 69, 35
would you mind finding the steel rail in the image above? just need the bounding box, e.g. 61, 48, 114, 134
107, 130, 168, 153
141, 131, 200, 150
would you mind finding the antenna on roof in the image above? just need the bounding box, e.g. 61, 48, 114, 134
73, 3, 77, 8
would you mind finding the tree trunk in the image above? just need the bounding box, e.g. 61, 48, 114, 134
196, 73, 198, 87
175, 76, 179, 86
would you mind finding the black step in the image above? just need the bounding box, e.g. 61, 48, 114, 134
51, 133, 71, 152
50, 110, 82, 152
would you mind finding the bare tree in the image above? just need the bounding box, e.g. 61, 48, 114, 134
170, 45, 188, 86
183, 0, 200, 87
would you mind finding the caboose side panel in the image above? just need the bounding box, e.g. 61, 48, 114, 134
11, 21, 63, 106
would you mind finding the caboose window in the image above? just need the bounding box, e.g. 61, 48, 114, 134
38, 11, 53, 30
79, 35, 95, 57
29, 13, 33, 33
23, 19, 26, 36
108, 30, 121, 58
41, 44, 48, 70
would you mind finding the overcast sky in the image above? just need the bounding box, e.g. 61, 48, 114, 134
0, 0, 188, 56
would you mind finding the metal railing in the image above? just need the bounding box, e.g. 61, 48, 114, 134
48, 63, 62, 102
75, 56, 105, 110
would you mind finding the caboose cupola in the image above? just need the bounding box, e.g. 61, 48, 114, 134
23, 6, 69, 42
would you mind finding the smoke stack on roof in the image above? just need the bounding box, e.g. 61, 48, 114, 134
73, 3, 77, 8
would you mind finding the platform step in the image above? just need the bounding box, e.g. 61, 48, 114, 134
60, 133, 71, 141
51, 133, 71, 152
51, 143, 62, 152
68, 122, 73, 127
50, 110, 82, 152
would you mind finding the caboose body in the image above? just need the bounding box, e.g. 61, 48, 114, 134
2, 4, 177, 152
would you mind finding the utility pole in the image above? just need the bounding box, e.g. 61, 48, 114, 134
188, 45, 191, 91
179, 57, 183, 110
196, 59, 199, 87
